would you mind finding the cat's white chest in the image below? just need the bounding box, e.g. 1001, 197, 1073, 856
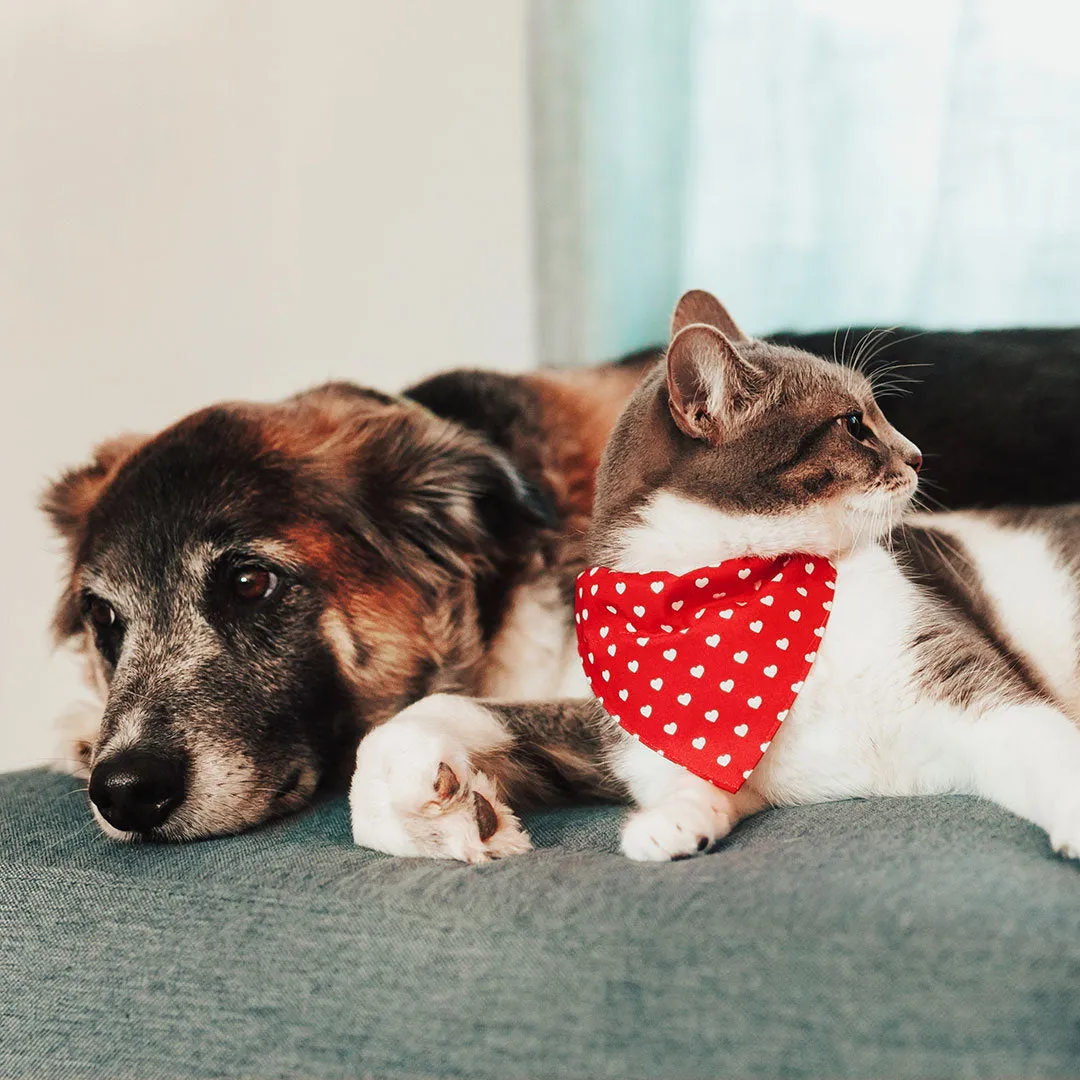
750, 546, 955, 804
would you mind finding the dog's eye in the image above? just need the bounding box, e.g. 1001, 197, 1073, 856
231, 566, 279, 602
87, 597, 116, 628
839, 411, 870, 442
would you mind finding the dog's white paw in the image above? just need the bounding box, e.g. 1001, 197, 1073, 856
620, 793, 737, 862
1049, 824, 1080, 862
53, 701, 103, 779
350, 695, 532, 864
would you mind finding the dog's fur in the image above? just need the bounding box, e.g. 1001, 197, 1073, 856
44, 364, 644, 839
44, 323, 1080, 846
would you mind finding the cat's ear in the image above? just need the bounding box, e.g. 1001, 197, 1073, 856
666, 324, 763, 440
671, 290, 748, 343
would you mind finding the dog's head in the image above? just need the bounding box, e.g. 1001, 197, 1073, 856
44, 383, 550, 840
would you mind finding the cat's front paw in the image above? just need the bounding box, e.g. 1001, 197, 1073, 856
350, 696, 533, 864
620, 793, 737, 862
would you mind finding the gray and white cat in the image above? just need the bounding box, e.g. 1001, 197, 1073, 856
350, 290, 1080, 863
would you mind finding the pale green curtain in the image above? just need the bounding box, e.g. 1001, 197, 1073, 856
531, 0, 1080, 365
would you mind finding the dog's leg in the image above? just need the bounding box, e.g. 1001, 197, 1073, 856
53, 701, 104, 778
350, 695, 621, 862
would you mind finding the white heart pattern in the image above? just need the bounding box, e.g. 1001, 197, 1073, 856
575, 553, 835, 793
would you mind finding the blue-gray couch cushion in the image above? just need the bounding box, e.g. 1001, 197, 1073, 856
2, 768, 1079, 1079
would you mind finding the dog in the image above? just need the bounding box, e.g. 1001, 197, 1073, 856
44, 363, 646, 840
44, 328, 1080, 845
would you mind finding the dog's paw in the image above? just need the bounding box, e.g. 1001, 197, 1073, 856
620, 793, 737, 862
350, 695, 532, 864
53, 701, 103, 779
1049, 824, 1080, 862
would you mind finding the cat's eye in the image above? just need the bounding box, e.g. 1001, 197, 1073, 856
230, 565, 280, 603
839, 411, 871, 442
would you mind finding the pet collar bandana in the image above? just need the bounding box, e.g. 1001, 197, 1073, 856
575, 555, 835, 792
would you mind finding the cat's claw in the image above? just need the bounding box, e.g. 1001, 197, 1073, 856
620, 796, 735, 862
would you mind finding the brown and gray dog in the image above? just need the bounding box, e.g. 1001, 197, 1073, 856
45, 366, 643, 840
45, 309, 1080, 846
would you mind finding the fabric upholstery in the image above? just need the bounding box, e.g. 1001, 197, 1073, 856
3, 767, 1080, 1079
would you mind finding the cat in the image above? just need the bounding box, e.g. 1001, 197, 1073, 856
351, 289, 1080, 863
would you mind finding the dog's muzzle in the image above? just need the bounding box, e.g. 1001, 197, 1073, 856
88, 749, 188, 834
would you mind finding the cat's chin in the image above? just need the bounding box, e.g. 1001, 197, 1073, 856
606, 489, 909, 574
837, 485, 915, 552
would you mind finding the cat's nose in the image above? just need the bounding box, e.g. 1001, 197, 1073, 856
907, 451, 923, 474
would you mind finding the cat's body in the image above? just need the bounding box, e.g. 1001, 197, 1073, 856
349, 290, 1080, 863
604, 489, 1080, 859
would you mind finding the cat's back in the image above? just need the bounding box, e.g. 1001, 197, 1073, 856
897, 507, 1080, 714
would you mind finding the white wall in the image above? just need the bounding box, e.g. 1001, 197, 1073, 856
0, 1, 535, 771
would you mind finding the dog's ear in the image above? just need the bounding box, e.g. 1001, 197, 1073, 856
348, 411, 555, 580
42, 434, 146, 638
671, 289, 748, 343
42, 434, 146, 546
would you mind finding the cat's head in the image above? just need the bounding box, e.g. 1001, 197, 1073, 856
591, 290, 923, 571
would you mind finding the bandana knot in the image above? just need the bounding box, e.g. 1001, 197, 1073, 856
575, 554, 835, 792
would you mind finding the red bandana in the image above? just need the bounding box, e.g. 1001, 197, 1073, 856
575, 555, 835, 792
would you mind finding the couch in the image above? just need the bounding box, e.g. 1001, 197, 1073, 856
3, 767, 1079, 1078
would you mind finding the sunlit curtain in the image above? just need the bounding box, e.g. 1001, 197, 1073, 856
531, 0, 1080, 365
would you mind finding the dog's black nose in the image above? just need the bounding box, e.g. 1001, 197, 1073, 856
88, 750, 187, 833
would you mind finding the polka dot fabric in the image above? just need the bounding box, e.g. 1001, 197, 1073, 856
575, 555, 836, 793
